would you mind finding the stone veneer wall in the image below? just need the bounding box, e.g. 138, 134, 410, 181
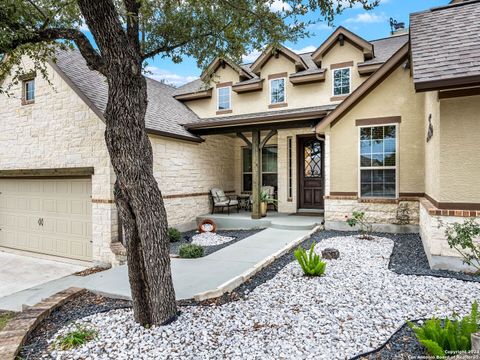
324, 197, 420, 233
419, 198, 480, 272
0, 60, 117, 265
151, 134, 236, 231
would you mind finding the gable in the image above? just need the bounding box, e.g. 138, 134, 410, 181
311, 26, 373, 66
250, 45, 308, 75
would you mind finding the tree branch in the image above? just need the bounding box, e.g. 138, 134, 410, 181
124, 0, 141, 52
6, 27, 105, 74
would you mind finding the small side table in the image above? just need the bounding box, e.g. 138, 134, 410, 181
237, 194, 251, 211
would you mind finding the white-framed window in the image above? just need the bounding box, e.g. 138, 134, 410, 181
23, 78, 35, 103
332, 67, 351, 96
270, 78, 285, 104
217, 86, 231, 110
359, 125, 397, 198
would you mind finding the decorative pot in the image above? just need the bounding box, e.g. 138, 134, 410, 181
260, 202, 268, 217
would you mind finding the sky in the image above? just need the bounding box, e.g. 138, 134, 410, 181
89, 0, 450, 87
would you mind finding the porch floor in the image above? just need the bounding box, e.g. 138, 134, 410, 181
196, 211, 324, 231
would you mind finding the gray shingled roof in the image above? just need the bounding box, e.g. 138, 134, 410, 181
175, 34, 408, 96
410, 0, 480, 87
184, 104, 337, 128
360, 34, 409, 66
54, 49, 201, 141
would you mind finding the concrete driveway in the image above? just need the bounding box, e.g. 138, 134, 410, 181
0, 251, 86, 299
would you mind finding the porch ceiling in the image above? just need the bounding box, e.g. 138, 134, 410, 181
183, 104, 336, 135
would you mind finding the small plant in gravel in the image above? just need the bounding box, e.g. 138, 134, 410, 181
409, 301, 478, 357
0, 311, 15, 331
444, 219, 480, 274
179, 244, 204, 258
294, 243, 327, 277
54, 325, 97, 350
168, 227, 182, 242
346, 211, 374, 239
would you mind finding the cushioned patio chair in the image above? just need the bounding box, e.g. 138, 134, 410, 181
210, 188, 239, 214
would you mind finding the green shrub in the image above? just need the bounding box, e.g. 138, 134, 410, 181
168, 227, 182, 242
346, 211, 374, 239
54, 325, 97, 350
444, 219, 480, 274
409, 301, 478, 357
179, 244, 204, 258
294, 243, 326, 277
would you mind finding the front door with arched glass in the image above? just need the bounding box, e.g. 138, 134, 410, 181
298, 135, 324, 209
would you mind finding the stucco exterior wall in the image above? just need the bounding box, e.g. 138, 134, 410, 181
0, 60, 117, 264
328, 64, 425, 195
151, 134, 236, 230
438, 95, 480, 203
184, 41, 368, 118
424, 91, 441, 201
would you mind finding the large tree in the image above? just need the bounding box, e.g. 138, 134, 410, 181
0, 0, 377, 326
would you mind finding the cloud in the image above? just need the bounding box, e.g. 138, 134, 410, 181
290, 45, 317, 53
144, 66, 197, 86
269, 0, 292, 12
308, 22, 335, 32
242, 49, 263, 64
345, 12, 387, 24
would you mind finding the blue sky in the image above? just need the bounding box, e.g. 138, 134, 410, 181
89, 0, 450, 86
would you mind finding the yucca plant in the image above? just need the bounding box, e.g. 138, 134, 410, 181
294, 243, 327, 277
409, 301, 478, 357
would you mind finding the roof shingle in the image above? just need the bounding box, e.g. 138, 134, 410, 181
54, 49, 201, 141
410, 0, 480, 90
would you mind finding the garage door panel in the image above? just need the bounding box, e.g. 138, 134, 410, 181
0, 178, 92, 261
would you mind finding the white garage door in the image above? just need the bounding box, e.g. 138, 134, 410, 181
0, 178, 92, 261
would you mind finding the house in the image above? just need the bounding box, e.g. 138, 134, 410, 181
0, 0, 478, 271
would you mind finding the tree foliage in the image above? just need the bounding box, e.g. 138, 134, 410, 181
1, 0, 378, 87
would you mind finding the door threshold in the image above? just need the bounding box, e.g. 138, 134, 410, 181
297, 208, 324, 215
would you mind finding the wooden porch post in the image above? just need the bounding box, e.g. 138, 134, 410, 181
251, 130, 261, 219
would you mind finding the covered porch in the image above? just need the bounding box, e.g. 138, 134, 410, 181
183, 105, 334, 220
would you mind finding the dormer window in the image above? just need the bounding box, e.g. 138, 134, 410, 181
22, 78, 35, 105
217, 86, 231, 111
332, 67, 351, 96
270, 78, 286, 104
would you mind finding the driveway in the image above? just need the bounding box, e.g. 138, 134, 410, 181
0, 251, 86, 299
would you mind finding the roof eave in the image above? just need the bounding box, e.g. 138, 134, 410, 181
414, 75, 480, 92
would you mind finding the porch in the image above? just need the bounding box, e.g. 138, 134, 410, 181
182, 107, 331, 221
197, 211, 324, 231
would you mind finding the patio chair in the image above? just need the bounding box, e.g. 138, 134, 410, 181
210, 188, 239, 214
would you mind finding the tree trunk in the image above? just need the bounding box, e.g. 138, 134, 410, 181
106, 71, 177, 326
77, 0, 177, 326
104, 58, 177, 327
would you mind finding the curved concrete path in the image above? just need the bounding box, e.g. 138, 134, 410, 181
0, 214, 322, 311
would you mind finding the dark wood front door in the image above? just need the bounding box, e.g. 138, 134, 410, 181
298, 136, 324, 209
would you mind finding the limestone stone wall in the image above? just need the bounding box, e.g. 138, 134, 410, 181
0, 59, 117, 264
151, 134, 236, 230
324, 198, 420, 225
419, 199, 480, 271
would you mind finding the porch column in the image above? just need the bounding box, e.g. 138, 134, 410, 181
251, 130, 261, 219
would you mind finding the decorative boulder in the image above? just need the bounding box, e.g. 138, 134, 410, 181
322, 248, 340, 260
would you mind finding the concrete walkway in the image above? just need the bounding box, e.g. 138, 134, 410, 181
0, 214, 322, 311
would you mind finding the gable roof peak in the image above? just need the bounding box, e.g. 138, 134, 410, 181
250, 44, 308, 75
311, 26, 374, 66
200, 56, 254, 82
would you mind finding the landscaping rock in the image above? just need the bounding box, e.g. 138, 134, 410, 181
321, 248, 340, 260
45, 234, 480, 360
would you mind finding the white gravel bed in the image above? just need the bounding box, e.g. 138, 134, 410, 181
49, 236, 480, 359
190, 232, 234, 246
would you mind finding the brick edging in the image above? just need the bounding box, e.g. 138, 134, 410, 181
193, 226, 321, 301
0, 287, 86, 360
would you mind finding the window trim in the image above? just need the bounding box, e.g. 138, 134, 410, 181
216, 86, 232, 111
269, 77, 286, 105
22, 78, 35, 105
241, 145, 278, 193
357, 123, 399, 199
332, 67, 351, 97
